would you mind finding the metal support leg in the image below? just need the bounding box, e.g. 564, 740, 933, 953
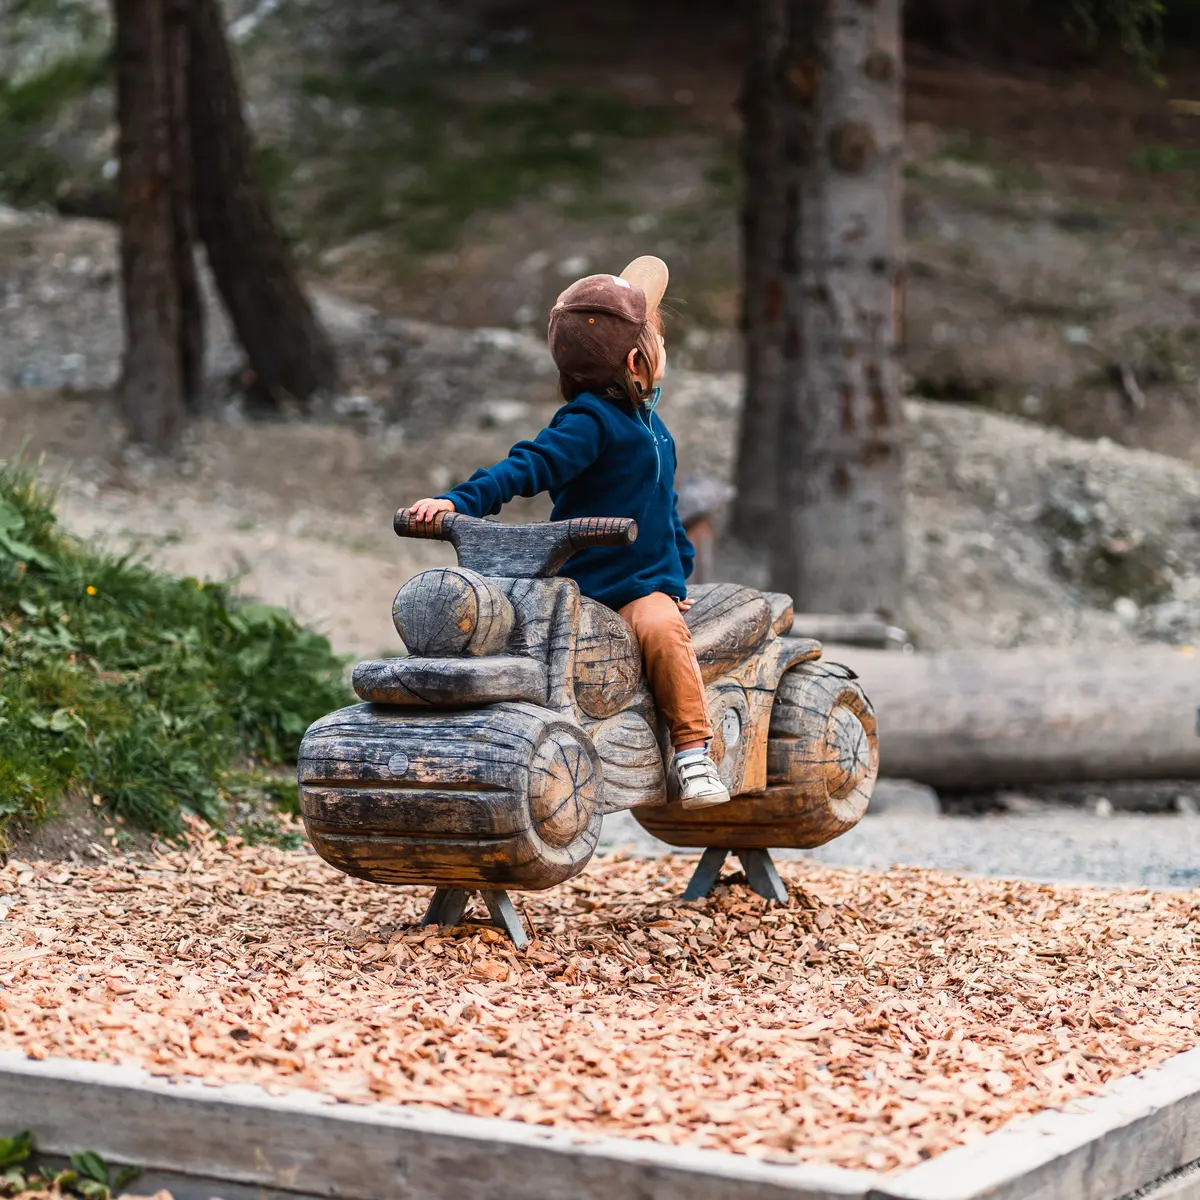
680, 847, 789, 904
422, 887, 470, 928
682, 847, 730, 900
481, 889, 529, 949
420, 887, 529, 948
736, 849, 788, 904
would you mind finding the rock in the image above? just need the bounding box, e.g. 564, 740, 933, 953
479, 399, 531, 427
312, 290, 379, 344
558, 255, 589, 276
1114, 596, 1140, 625
995, 791, 1048, 814
331, 393, 377, 418
1136, 590, 1200, 644
867, 779, 941, 817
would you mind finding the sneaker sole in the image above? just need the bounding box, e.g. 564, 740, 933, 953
679, 792, 734, 811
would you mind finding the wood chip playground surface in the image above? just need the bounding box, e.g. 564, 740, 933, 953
2, 831, 1199, 1176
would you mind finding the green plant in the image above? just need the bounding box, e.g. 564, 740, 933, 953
295, 61, 675, 253
0, 1130, 140, 1198
0, 1130, 33, 1196
1047, 0, 1166, 69
0, 18, 111, 207
64, 1151, 139, 1200
0, 459, 349, 844
1131, 143, 1200, 173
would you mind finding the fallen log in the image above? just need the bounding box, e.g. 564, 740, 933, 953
791, 613, 910, 650
827, 644, 1200, 789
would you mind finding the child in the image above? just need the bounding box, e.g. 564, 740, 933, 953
407, 256, 730, 809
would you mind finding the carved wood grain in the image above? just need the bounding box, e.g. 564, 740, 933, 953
764, 591, 795, 636
573, 597, 641, 719
721, 636, 827, 796
304, 827, 600, 890
631, 781, 866, 850
392, 567, 514, 657
705, 681, 753, 793
302, 788, 528, 839
528, 727, 600, 848
684, 583, 774, 682
394, 509, 637, 579
299, 701, 602, 890
502, 576, 584, 717
589, 709, 667, 813
766, 662, 879, 818
635, 659, 877, 849
352, 656, 548, 707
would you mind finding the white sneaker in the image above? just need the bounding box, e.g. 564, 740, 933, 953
669, 751, 732, 810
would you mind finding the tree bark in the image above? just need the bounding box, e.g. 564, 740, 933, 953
771, 0, 907, 620
821, 645, 1200, 789
732, 0, 792, 544
187, 0, 337, 403
167, 0, 204, 408
113, 0, 200, 450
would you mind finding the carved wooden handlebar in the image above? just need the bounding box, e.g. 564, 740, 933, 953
393, 509, 638, 580
393, 509, 463, 541
563, 516, 639, 549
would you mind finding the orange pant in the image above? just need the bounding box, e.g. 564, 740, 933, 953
618, 592, 713, 748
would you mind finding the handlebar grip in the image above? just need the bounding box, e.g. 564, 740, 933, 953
393, 509, 460, 541
392, 510, 637, 578
565, 517, 638, 549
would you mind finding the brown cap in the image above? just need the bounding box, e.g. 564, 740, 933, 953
547, 256, 669, 386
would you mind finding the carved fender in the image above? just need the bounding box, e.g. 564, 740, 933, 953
299, 701, 603, 890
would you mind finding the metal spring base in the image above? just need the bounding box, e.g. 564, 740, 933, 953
421, 887, 529, 948
681, 847, 788, 904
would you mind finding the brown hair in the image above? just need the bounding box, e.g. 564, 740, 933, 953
559, 310, 664, 406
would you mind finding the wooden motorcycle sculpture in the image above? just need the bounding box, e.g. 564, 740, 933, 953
297, 510, 879, 945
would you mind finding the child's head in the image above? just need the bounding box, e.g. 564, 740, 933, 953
548, 256, 668, 405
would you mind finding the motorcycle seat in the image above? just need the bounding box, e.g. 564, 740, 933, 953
684, 583, 784, 683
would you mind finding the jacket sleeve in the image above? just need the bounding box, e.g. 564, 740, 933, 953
438, 407, 607, 517
672, 491, 696, 586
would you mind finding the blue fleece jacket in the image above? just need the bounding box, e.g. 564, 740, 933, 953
438, 391, 694, 611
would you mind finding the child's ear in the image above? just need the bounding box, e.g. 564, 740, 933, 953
626, 347, 640, 374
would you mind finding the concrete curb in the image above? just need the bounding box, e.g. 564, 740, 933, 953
0, 1052, 872, 1200
4, 1047, 1200, 1200
874, 1046, 1200, 1200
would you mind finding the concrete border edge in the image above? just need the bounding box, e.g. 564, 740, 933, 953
0, 1051, 872, 1200
877, 1046, 1200, 1200
7, 1045, 1200, 1200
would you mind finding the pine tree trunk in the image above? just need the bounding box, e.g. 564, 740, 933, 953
732, 0, 791, 544
771, 0, 906, 620
167, 0, 204, 408
113, 0, 200, 449
187, 0, 337, 403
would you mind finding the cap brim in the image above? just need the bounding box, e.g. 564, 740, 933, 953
620, 255, 668, 317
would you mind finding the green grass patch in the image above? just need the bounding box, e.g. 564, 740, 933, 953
936, 132, 1044, 192
1131, 143, 1200, 173
0, 46, 110, 207
0, 459, 349, 845
0, 49, 108, 126
295, 63, 675, 253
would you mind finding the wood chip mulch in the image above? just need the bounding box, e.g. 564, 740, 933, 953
2, 832, 1199, 1174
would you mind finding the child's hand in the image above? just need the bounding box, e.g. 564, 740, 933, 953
676, 598, 694, 612
409, 498, 456, 522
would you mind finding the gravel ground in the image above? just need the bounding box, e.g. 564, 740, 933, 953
600, 810, 1200, 890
